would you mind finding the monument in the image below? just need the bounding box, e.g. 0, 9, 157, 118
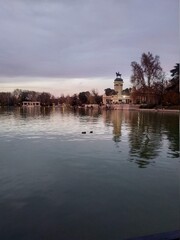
103, 72, 127, 105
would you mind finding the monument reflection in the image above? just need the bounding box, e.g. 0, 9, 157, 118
102, 110, 179, 168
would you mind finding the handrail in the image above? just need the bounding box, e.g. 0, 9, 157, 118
126, 230, 180, 240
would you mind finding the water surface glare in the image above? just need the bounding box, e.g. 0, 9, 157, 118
0, 108, 179, 240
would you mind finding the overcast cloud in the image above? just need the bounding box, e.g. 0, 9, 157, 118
0, 0, 179, 95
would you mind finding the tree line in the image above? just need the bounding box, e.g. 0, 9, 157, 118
0, 52, 179, 107
0, 88, 103, 107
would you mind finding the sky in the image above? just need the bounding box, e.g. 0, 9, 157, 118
0, 0, 179, 96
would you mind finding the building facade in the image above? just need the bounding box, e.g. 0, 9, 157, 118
22, 101, 41, 107
103, 73, 131, 105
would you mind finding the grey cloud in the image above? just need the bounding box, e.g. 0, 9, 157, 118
0, 0, 179, 82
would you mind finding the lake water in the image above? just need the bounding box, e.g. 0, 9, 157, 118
0, 107, 179, 240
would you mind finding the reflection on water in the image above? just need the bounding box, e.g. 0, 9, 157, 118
0, 107, 179, 240
0, 107, 179, 168
102, 109, 179, 168
103, 110, 123, 143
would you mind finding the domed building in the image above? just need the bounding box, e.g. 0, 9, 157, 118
103, 73, 131, 105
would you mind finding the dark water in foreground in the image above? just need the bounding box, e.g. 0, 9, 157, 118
0, 108, 179, 240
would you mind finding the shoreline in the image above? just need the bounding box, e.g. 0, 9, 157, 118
0, 105, 179, 113
138, 108, 180, 113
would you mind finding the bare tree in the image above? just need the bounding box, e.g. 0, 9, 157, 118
131, 52, 163, 103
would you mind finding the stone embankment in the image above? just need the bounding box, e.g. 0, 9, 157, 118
139, 108, 179, 113
81, 104, 179, 112
103, 104, 140, 110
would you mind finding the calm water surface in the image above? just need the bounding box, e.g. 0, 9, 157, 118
0, 107, 179, 240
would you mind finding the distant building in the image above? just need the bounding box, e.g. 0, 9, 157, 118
22, 101, 40, 107
103, 73, 131, 104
